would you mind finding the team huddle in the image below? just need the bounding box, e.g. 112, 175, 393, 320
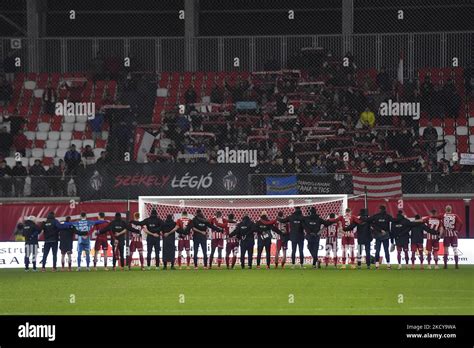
20, 204, 463, 272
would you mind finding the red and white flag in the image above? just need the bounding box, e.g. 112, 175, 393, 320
353, 173, 402, 198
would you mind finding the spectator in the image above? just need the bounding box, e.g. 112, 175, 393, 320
359, 107, 375, 128
371, 159, 386, 173
376, 67, 391, 92
11, 160, 27, 197
46, 161, 66, 196
89, 110, 104, 141
42, 82, 57, 115
210, 84, 223, 104
64, 144, 82, 175
90, 52, 105, 82
0, 75, 12, 106
13, 129, 28, 156
311, 159, 327, 174
3, 51, 17, 83
3, 111, 26, 136
442, 79, 461, 118
82, 145, 95, 164
0, 160, 13, 197
95, 150, 109, 165
420, 75, 433, 114
0, 126, 13, 157
29, 159, 47, 197
184, 85, 197, 106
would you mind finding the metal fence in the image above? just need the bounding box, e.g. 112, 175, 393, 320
1, 31, 472, 76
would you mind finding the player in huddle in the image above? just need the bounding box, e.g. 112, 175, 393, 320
224, 214, 239, 269
441, 205, 463, 269
339, 208, 358, 269
322, 213, 342, 268
422, 209, 442, 269
176, 211, 192, 269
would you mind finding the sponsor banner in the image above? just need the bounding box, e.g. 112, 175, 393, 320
77, 163, 250, 200
460, 153, 474, 165
297, 173, 353, 194
266, 176, 298, 195
1, 239, 474, 268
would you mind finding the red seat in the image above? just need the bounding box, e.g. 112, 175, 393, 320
40, 115, 51, 123
34, 140, 45, 148
73, 131, 84, 140
444, 127, 454, 135
43, 157, 54, 166
431, 118, 442, 127
95, 139, 107, 148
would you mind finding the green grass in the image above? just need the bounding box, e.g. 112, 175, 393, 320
0, 265, 473, 315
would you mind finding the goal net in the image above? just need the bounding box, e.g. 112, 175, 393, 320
138, 195, 348, 221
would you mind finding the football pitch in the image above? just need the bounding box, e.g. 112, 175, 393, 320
1, 266, 473, 315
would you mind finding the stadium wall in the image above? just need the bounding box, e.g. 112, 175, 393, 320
0, 198, 471, 241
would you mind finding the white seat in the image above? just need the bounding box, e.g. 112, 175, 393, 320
56, 149, 67, 158
29, 158, 41, 166
60, 131, 72, 140
435, 127, 443, 140
24, 131, 35, 140
93, 148, 104, 158
470, 144, 474, 153
37, 122, 50, 132
74, 122, 86, 132
62, 123, 74, 132
444, 135, 456, 145
53, 157, 62, 165
5, 157, 16, 168
456, 126, 468, 136
469, 117, 474, 127
58, 140, 71, 149
71, 140, 83, 149
470, 135, 474, 146
46, 140, 58, 149
48, 131, 60, 140
32, 148, 44, 158
83, 139, 94, 148
101, 131, 109, 140
418, 127, 425, 136
21, 158, 28, 167
25, 149, 32, 158
76, 115, 88, 123
44, 148, 57, 158
36, 131, 48, 141
64, 115, 76, 123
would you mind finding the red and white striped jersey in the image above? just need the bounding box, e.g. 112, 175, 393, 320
177, 217, 191, 240
274, 221, 288, 239
130, 223, 143, 243
323, 222, 340, 239
339, 214, 357, 237
225, 220, 239, 243
210, 216, 225, 239
422, 216, 441, 240
442, 213, 463, 237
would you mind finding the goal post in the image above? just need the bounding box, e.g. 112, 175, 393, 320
138, 195, 349, 221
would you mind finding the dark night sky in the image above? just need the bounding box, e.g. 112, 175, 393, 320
0, 0, 472, 37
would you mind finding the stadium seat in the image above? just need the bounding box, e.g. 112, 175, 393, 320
45, 140, 59, 149
74, 123, 86, 132
43, 157, 54, 167
60, 131, 72, 140
50, 122, 62, 131
469, 117, 474, 127
72, 131, 84, 139
444, 135, 456, 145
48, 131, 60, 140
95, 139, 107, 148
31, 148, 44, 158
20, 157, 28, 167
83, 139, 94, 148
44, 148, 57, 158
5, 157, 16, 168
76, 115, 88, 123
34, 139, 45, 148
36, 132, 48, 141
62, 123, 74, 132
470, 135, 474, 146
456, 126, 468, 136
37, 122, 50, 132
93, 148, 105, 158
24, 131, 35, 140
71, 140, 83, 149
58, 140, 71, 149
56, 149, 67, 158
64, 115, 76, 123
